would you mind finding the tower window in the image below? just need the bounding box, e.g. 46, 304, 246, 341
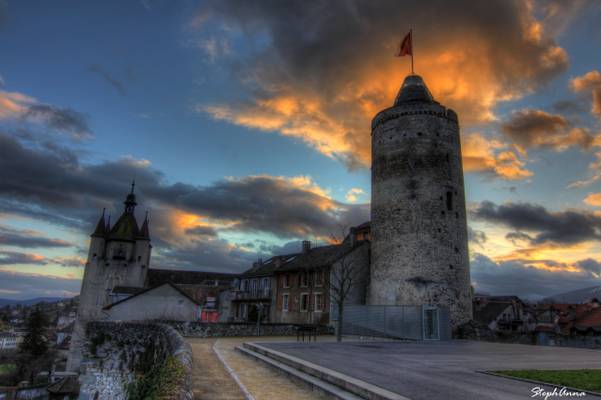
446, 153, 450, 162
137, 256, 141, 261
417, 132, 423, 136
446, 191, 453, 211
449, 265, 454, 270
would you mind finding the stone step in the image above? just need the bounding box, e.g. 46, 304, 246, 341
238, 342, 410, 400
236, 345, 364, 400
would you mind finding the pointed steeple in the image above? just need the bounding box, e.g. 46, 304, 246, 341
91, 208, 107, 237
106, 215, 111, 231
394, 74, 435, 106
138, 211, 150, 240
124, 179, 137, 214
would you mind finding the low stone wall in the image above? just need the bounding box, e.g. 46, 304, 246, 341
163, 321, 334, 338
79, 321, 192, 400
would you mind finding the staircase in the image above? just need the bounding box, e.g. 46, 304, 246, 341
236, 342, 409, 400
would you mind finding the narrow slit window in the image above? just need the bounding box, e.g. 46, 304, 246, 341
446, 191, 453, 211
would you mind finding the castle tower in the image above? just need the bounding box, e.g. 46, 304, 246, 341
369, 75, 472, 328
67, 183, 152, 371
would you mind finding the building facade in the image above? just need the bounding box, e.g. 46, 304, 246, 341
369, 74, 472, 329
68, 184, 151, 371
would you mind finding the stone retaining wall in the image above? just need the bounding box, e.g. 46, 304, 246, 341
163, 321, 334, 338
79, 321, 192, 400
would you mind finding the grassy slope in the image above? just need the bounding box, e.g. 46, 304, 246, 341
495, 370, 601, 392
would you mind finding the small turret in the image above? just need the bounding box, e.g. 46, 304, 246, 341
138, 211, 150, 240
91, 209, 107, 237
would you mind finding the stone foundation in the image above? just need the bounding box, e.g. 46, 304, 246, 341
163, 321, 334, 338
79, 321, 192, 400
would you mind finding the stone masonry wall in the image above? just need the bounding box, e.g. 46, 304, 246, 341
370, 90, 473, 329
79, 322, 192, 400
163, 321, 333, 338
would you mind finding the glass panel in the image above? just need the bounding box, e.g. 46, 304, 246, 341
423, 307, 439, 340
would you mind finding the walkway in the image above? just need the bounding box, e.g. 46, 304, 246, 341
187, 336, 331, 400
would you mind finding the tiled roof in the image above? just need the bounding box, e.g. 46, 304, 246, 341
111, 286, 144, 295
276, 241, 368, 273
104, 282, 201, 309
474, 302, 511, 325
146, 268, 236, 286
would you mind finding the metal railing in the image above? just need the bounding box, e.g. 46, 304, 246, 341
340, 305, 451, 340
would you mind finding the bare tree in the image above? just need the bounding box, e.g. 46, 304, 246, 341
329, 226, 363, 342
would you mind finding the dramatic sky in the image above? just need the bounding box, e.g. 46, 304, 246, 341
1, 0, 601, 300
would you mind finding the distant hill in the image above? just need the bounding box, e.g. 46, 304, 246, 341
0, 297, 68, 307
543, 286, 601, 304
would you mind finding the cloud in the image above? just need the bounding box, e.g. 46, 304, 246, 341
471, 200, 601, 245
198, 0, 571, 169
584, 192, 601, 206
0, 270, 81, 300
0, 83, 92, 139
461, 133, 532, 180
24, 104, 92, 140
471, 253, 601, 299
0, 225, 72, 248
500, 108, 598, 151
468, 227, 487, 247
345, 188, 364, 203
571, 70, 601, 118
567, 151, 601, 188
0, 251, 46, 265
0, 132, 369, 273
88, 64, 127, 96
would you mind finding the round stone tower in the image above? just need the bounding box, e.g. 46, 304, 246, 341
369, 74, 472, 328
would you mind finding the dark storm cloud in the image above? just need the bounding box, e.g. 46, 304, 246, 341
500, 108, 595, 150
200, 0, 572, 168
575, 258, 601, 274
0, 251, 46, 265
184, 226, 218, 237
24, 104, 92, 140
0, 133, 367, 271
88, 64, 127, 96
0, 225, 72, 248
471, 201, 601, 245
0, 270, 80, 300
471, 253, 601, 300
467, 227, 487, 247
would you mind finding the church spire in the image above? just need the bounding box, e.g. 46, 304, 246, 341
91, 208, 107, 237
123, 179, 137, 214
138, 211, 150, 240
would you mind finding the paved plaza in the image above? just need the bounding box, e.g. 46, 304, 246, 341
261, 340, 601, 400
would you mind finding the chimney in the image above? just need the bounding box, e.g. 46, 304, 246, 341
302, 240, 311, 253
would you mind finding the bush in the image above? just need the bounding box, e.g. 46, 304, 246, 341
126, 357, 186, 400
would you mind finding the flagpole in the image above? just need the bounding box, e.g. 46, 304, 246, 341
411, 29, 414, 74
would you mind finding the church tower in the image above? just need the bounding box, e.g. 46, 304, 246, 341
67, 183, 152, 371
369, 75, 472, 328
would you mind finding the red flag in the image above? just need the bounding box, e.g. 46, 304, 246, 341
396, 31, 412, 57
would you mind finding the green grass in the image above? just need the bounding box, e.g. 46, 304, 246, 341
494, 369, 601, 392
0, 364, 16, 375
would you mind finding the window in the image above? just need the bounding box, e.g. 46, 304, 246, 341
314, 293, 323, 312
300, 293, 309, 312
315, 270, 323, 287
251, 279, 257, 291
282, 294, 289, 312
262, 277, 270, 289
300, 272, 309, 287
446, 191, 453, 211
283, 274, 290, 288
